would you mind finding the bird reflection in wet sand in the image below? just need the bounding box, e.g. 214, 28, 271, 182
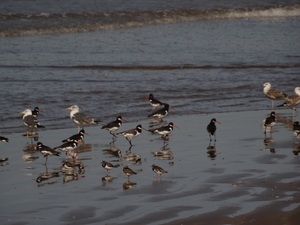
102, 175, 115, 184
123, 181, 137, 190
22, 144, 39, 163
102, 146, 122, 158
152, 145, 173, 160
207, 141, 218, 159
292, 143, 300, 155
122, 151, 141, 162
35, 165, 60, 186
101, 160, 120, 175
151, 164, 168, 179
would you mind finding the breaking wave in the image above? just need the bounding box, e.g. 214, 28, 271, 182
1, 5, 299, 37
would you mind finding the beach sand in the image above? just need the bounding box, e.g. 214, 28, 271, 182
0, 108, 299, 224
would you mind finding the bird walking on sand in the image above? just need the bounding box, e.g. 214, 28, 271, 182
66, 105, 100, 132
263, 82, 287, 109
146, 94, 164, 110
148, 103, 172, 121
117, 124, 147, 146
54, 140, 83, 157
123, 165, 137, 180
101, 160, 120, 175
277, 87, 300, 116
151, 164, 168, 178
148, 122, 179, 140
207, 118, 221, 142
263, 111, 277, 134
35, 142, 60, 165
62, 129, 87, 143
101, 116, 126, 138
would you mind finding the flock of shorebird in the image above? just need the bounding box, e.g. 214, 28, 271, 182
1, 84, 300, 179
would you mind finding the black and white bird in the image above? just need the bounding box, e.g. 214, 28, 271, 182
101, 160, 120, 175
117, 124, 147, 146
148, 103, 172, 121
207, 118, 221, 142
32, 106, 42, 118
0, 136, 9, 143
293, 121, 300, 132
151, 164, 168, 178
263, 111, 277, 134
35, 142, 60, 164
62, 129, 87, 143
54, 140, 83, 155
146, 94, 164, 110
20, 109, 44, 136
148, 122, 179, 140
263, 82, 287, 108
66, 105, 100, 131
101, 116, 126, 138
123, 165, 137, 180
278, 87, 300, 116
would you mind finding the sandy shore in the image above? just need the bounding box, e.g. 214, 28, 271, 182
0, 108, 299, 224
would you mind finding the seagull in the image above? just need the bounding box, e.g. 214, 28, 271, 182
146, 94, 164, 110
101, 160, 120, 175
278, 87, 300, 116
263, 111, 277, 134
148, 103, 172, 121
0, 136, 9, 143
117, 124, 147, 146
62, 129, 88, 143
123, 165, 137, 180
20, 109, 44, 136
66, 105, 100, 132
101, 116, 126, 138
35, 142, 60, 165
151, 164, 168, 178
148, 122, 179, 140
263, 82, 287, 108
207, 118, 221, 142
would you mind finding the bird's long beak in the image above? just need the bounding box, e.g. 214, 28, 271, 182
141, 127, 147, 131
121, 118, 127, 122
66, 107, 71, 110
78, 140, 84, 144
172, 124, 180, 129
19, 112, 25, 114
169, 106, 173, 109
216, 121, 221, 124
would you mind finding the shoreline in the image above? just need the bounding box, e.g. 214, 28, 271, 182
0, 108, 299, 224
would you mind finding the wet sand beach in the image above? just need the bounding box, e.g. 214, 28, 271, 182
0, 108, 299, 224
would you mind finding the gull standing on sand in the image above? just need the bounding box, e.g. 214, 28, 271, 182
66, 105, 99, 132
101, 116, 126, 138
277, 87, 300, 116
117, 124, 147, 146
146, 94, 164, 110
207, 118, 221, 142
263, 82, 287, 109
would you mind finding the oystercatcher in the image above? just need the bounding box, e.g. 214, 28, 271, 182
62, 129, 87, 143
148, 122, 179, 140
35, 142, 60, 164
101, 160, 120, 175
263, 111, 277, 134
101, 116, 126, 138
0, 136, 9, 143
146, 94, 164, 110
278, 87, 300, 116
117, 124, 147, 146
32, 107, 42, 118
123, 165, 137, 180
263, 82, 287, 108
207, 118, 221, 142
54, 140, 83, 156
148, 103, 172, 121
66, 105, 100, 131
151, 164, 168, 178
